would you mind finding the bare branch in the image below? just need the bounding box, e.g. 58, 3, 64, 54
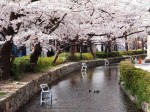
90, 8, 95, 16
117, 30, 144, 38
98, 9, 114, 19
87, 33, 108, 37
48, 13, 67, 34
35, 13, 43, 24
9, 12, 25, 21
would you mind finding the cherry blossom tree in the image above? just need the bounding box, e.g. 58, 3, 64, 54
0, 0, 67, 79
48, 0, 149, 59
0, 0, 150, 79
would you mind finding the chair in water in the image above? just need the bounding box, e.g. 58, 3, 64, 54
104, 59, 109, 66
39, 84, 52, 105
81, 62, 87, 72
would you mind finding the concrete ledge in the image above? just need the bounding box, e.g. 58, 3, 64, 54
0, 57, 124, 112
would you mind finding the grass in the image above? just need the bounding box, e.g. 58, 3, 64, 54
0, 92, 6, 97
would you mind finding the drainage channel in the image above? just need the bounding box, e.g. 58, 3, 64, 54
19, 64, 142, 112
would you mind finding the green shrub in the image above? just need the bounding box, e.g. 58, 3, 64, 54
0, 92, 6, 97
51, 52, 70, 64
119, 51, 126, 56
11, 56, 31, 80
121, 50, 146, 55
82, 53, 93, 60
11, 52, 94, 80
11, 56, 53, 80
11, 62, 20, 80
120, 61, 150, 106
37, 57, 53, 71
59, 52, 70, 58
67, 53, 80, 61
96, 52, 107, 58
67, 53, 94, 61
107, 51, 122, 57
96, 51, 122, 58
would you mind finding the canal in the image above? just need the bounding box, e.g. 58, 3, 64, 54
19, 64, 142, 112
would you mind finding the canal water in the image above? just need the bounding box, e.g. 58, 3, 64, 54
19, 64, 142, 112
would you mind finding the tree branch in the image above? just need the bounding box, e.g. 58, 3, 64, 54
48, 13, 67, 34
87, 33, 108, 37
35, 13, 43, 25
98, 9, 114, 19
117, 30, 144, 38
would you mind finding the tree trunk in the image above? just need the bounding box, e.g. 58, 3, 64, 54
87, 40, 95, 59
79, 43, 83, 60
125, 42, 128, 51
52, 50, 61, 64
30, 42, 42, 65
0, 40, 13, 79
114, 44, 118, 51
105, 41, 111, 53
141, 38, 144, 50
89, 45, 95, 59
70, 40, 77, 58
104, 44, 107, 53
125, 37, 129, 51
108, 40, 111, 53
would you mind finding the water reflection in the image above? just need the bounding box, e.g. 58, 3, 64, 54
105, 67, 111, 78
87, 68, 95, 80
19, 64, 142, 112
81, 72, 87, 82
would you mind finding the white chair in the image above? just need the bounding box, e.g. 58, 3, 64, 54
81, 63, 87, 72
40, 84, 52, 105
104, 59, 109, 66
